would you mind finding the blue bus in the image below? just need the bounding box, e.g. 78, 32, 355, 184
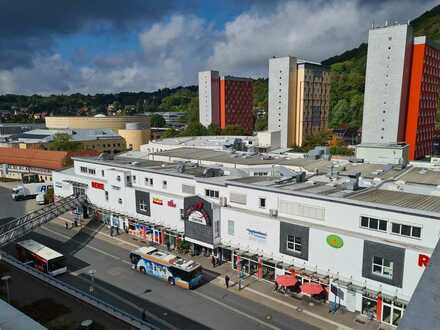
129, 246, 203, 289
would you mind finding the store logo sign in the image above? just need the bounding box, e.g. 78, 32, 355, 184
91, 181, 104, 190
188, 210, 207, 225
167, 200, 176, 208
246, 229, 267, 240
153, 197, 163, 205
326, 234, 343, 249
418, 254, 430, 267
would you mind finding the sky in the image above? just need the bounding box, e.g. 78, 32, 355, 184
0, 0, 438, 95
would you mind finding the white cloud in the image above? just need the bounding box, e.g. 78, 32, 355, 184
0, 0, 438, 94
208, 0, 439, 76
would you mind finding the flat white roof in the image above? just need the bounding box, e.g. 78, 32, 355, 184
17, 239, 63, 261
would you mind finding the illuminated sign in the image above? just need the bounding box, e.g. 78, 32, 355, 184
418, 254, 430, 267
326, 235, 344, 249
91, 181, 104, 190
246, 229, 267, 240
185, 201, 210, 226
153, 197, 163, 205
167, 200, 176, 208
188, 210, 207, 225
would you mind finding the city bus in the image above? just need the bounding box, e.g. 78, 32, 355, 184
16, 240, 67, 276
129, 246, 203, 289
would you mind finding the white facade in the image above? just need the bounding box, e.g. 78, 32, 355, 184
53, 156, 440, 325
199, 71, 220, 127
362, 24, 413, 144
268, 57, 298, 148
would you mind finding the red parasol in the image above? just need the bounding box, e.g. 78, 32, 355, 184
276, 275, 297, 287
301, 282, 324, 295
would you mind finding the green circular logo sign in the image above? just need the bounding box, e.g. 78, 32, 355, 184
327, 235, 344, 249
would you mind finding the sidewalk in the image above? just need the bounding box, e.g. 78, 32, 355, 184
55, 215, 387, 330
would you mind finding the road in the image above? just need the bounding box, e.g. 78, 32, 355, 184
0, 182, 319, 330
0, 182, 38, 222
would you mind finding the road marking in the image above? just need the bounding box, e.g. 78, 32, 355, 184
39, 226, 122, 261
75, 274, 178, 330
48, 220, 352, 330
238, 287, 353, 330
193, 290, 282, 330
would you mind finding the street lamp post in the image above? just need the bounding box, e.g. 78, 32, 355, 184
1, 275, 11, 303
88, 269, 96, 295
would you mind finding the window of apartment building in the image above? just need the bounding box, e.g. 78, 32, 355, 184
286, 235, 302, 253
372, 256, 393, 279
116, 175, 121, 182
205, 189, 219, 199
259, 198, 266, 209
118, 198, 123, 204
105, 191, 109, 201
88, 168, 96, 175
228, 220, 235, 236
391, 223, 422, 239
254, 172, 268, 176
132, 175, 136, 183
80, 166, 87, 173
360, 216, 387, 232
162, 180, 167, 189
101, 170, 105, 177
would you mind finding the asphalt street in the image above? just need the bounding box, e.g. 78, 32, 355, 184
0, 182, 319, 330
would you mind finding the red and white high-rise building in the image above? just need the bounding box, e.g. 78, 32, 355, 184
199, 71, 253, 134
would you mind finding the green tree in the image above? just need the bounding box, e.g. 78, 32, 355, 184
222, 125, 245, 136
302, 130, 333, 150
150, 114, 166, 128
47, 133, 82, 151
181, 122, 208, 136
207, 123, 221, 135
162, 128, 179, 138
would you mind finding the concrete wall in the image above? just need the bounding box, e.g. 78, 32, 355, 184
45, 116, 149, 132
268, 57, 298, 148
362, 24, 413, 144
199, 71, 220, 127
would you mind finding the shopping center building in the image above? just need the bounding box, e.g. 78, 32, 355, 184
52, 150, 440, 327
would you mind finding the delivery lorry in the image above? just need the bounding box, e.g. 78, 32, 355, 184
11, 183, 52, 201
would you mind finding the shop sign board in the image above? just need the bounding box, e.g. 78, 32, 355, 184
327, 234, 344, 249
188, 210, 207, 225
91, 181, 104, 190
246, 228, 267, 240
167, 200, 176, 208
418, 254, 430, 267
153, 197, 163, 205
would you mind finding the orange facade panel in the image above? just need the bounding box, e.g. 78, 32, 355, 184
219, 79, 226, 129
405, 43, 425, 160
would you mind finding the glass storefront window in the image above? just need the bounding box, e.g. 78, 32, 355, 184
362, 296, 377, 320
262, 264, 275, 282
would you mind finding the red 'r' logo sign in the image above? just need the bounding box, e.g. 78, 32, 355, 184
418, 254, 430, 267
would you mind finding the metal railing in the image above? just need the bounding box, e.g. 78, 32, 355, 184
0, 195, 85, 247
0, 253, 157, 330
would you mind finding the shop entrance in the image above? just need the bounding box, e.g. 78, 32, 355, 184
382, 298, 405, 327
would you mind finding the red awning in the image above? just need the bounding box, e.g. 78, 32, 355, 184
301, 282, 324, 295
276, 275, 297, 287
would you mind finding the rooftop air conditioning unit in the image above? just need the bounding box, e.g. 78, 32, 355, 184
269, 209, 278, 217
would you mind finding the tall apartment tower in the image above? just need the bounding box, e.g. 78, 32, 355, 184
219, 76, 254, 134
199, 71, 254, 134
199, 71, 220, 127
361, 24, 414, 144
405, 37, 440, 160
295, 61, 331, 146
268, 56, 298, 148
268, 57, 330, 148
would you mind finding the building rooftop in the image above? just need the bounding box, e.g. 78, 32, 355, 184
12, 128, 121, 143
349, 189, 440, 213
148, 136, 257, 148
398, 167, 440, 186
